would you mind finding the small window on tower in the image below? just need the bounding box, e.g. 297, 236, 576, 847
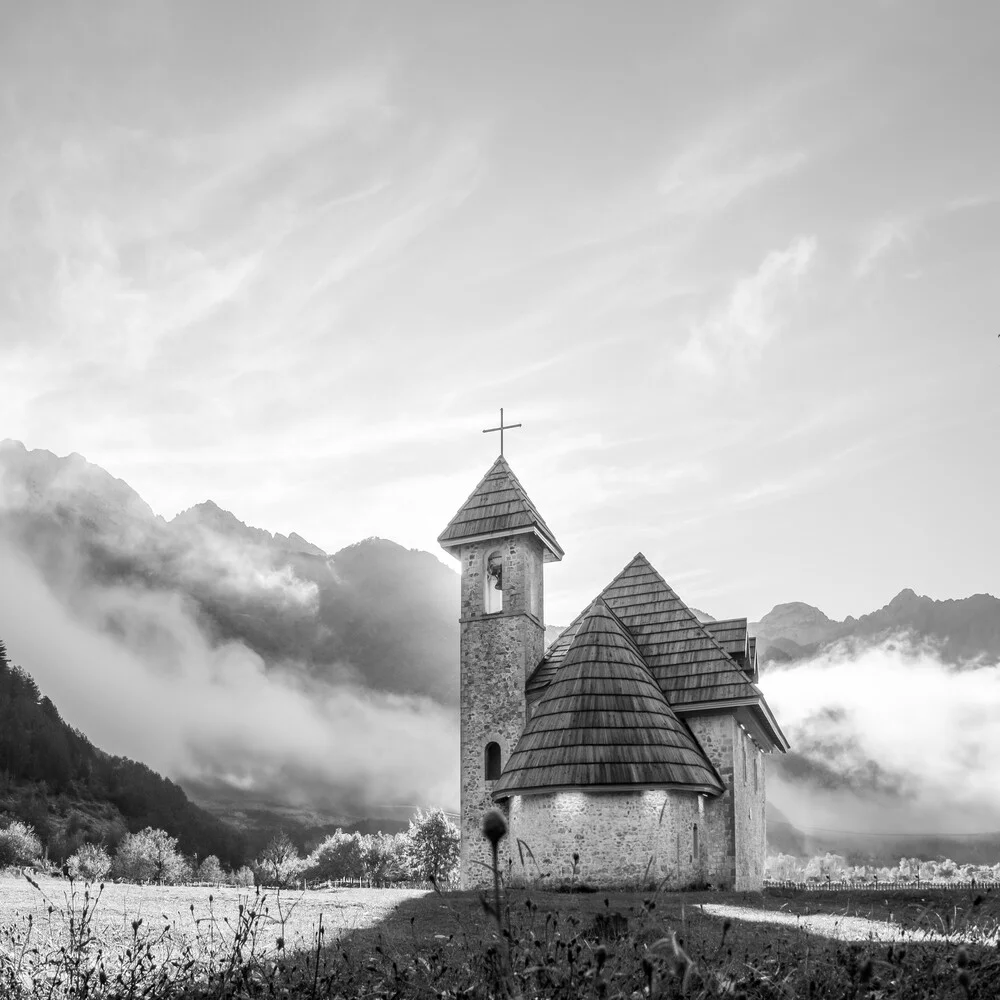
485, 742, 501, 781
693, 823, 699, 859
485, 551, 503, 613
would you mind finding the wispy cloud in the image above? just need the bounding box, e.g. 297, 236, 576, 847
661, 148, 806, 217
854, 216, 914, 278
679, 236, 817, 375
726, 438, 878, 508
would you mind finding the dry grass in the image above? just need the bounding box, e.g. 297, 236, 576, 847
0, 873, 422, 953
1, 870, 999, 997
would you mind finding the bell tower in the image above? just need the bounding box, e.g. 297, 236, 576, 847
438, 455, 563, 886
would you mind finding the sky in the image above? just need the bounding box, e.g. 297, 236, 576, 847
2, 1, 998, 626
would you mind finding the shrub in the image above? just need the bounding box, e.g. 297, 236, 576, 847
66, 843, 112, 882
0, 821, 43, 867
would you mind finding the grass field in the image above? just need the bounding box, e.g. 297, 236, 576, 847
1, 872, 999, 997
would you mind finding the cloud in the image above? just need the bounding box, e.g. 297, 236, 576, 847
656, 79, 810, 218
680, 236, 816, 374
759, 637, 1000, 835
661, 148, 807, 217
854, 216, 914, 278
0, 536, 458, 820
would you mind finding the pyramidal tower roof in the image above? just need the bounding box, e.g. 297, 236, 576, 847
492, 599, 724, 797
438, 455, 563, 561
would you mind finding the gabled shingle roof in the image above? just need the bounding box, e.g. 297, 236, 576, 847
438, 455, 563, 561
528, 554, 761, 707
703, 618, 748, 660
493, 599, 724, 797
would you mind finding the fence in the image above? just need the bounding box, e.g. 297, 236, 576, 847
765, 879, 1000, 891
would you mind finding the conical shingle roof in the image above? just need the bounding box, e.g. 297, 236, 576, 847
528, 553, 760, 707
493, 599, 724, 797
438, 455, 563, 561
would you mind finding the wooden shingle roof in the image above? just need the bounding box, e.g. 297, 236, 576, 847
703, 618, 748, 659
438, 455, 563, 562
528, 554, 761, 707
493, 599, 725, 797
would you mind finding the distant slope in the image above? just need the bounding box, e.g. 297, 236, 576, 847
751, 590, 1000, 667
0, 439, 460, 704
0, 638, 247, 866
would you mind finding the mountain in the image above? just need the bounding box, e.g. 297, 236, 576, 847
0, 439, 460, 705
751, 590, 1000, 667
766, 804, 1000, 867
0, 638, 248, 866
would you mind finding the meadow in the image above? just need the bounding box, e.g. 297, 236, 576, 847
1, 871, 999, 998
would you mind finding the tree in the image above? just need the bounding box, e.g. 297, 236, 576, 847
232, 865, 255, 888
255, 832, 302, 887
0, 821, 43, 867
803, 852, 847, 881
765, 853, 804, 881
67, 843, 112, 882
305, 830, 364, 883
363, 833, 410, 884
407, 809, 460, 883
197, 855, 225, 884
112, 828, 187, 884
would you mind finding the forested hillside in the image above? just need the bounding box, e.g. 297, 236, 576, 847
0, 638, 247, 867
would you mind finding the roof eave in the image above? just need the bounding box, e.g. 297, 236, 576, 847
491, 780, 725, 801
674, 697, 791, 752
438, 524, 564, 562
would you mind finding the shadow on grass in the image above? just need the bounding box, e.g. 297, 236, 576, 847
250, 886, 1000, 999
5, 877, 1000, 998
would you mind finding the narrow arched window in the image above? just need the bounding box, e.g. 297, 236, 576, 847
742, 743, 747, 783
693, 823, 699, 859
485, 551, 503, 613
485, 742, 501, 781
753, 755, 758, 792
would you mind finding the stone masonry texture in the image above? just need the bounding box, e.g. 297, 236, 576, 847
509, 790, 708, 888
459, 534, 545, 888
685, 713, 767, 890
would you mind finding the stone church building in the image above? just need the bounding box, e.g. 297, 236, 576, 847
438, 455, 789, 890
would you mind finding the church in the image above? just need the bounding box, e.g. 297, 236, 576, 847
438, 454, 789, 890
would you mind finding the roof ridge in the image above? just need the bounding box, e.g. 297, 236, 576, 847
561, 597, 654, 680
632, 555, 753, 677
438, 456, 563, 560
494, 587, 726, 797
438, 455, 506, 535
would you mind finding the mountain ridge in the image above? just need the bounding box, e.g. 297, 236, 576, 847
752, 588, 1000, 666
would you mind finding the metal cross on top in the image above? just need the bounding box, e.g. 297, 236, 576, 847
482, 407, 522, 456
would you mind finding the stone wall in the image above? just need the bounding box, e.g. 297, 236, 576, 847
459, 535, 545, 888
731, 723, 767, 890
684, 712, 767, 890
508, 790, 709, 888
685, 715, 737, 887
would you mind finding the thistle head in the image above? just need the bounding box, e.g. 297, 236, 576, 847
482, 808, 508, 847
